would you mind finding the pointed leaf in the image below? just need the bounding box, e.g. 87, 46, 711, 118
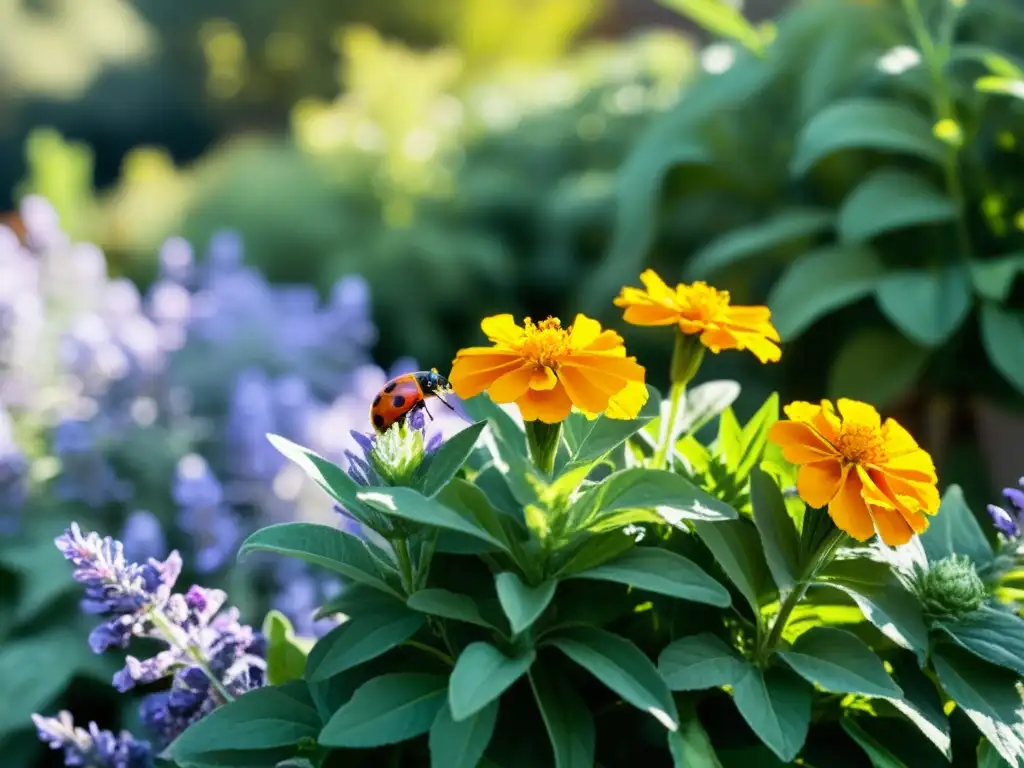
530, 660, 596, 768
449, 642, 535, 721
416, 421, 487, 497
429, 700, 498, 768
838, 169, 958, 244
693, 520, 771, 615
495, 572, 557, 635
841, 717, 910, 768
566, 547, 730, 607
262, 610, 313, 686
407, 589, 496, 630
981, 303, 1024, 394
876, 266, 972, 347
827, 328, 929, 408
887, 655, 951, 759
732, 667, 812, 762
238, 522, 398, 597
305, 599, 425, 682
936, 607, 1024, 678
320, 673, 447, 748
658, 632, 751, 691
669, 705, 724, 768
562, 385, 661, 469
778, 627, 902, 698
357, 486, 509, 552
920, 484, 994, 565
547, 626, 679, 731
750, 467, 800, 590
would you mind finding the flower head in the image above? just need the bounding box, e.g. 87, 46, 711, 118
33, 711, 153, 768
614, 270, 781, 363
913, 555, 987, 620
450, 313, 647, 423
767, 399, 939, 546
988, 478, 1024, 539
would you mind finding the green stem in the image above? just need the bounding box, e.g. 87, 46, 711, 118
402, 639, 455, 666
415, 530, 438, 591
525, 420, 562, 476
900, 0, 973, 262
653, 382, 686, 470
394, 538, 415, 595
150, 608, 235, 704
758, 528, 848, 661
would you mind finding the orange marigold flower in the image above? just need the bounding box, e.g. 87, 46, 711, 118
449, 314, 647, 424
767, 398, 940, 546
614, 269, 781, 363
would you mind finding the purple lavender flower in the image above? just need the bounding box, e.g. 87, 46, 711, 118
33, 712, 153, 768
173, 455, 239, 573
120, 510, 167, 563
0, 405, 27, 535
52, 419, 130, 507
988, 477, 1024, 539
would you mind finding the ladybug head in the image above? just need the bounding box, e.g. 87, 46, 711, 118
420, 368, 452, 394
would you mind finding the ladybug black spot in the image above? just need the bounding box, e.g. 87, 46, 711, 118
373, 414, 385, 428
384, 382, 397, 393
393, 395, 406, 408
372, 394, 381, 407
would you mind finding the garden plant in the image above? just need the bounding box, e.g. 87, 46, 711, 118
28, 265, 1024, 766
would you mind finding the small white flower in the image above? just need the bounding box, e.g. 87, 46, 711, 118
701, 43, 736, 75
877, 46, 922, 75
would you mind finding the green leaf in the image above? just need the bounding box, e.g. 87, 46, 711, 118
238, 522, 398, 597
357, 486, 510, 552
449, 642, 536, 721
319, 673, 447, 748
838, 169, 958, 244
669, 706, 724, 768
980, 303, 1024, 394
976, 76, 1024, 101
547, 626, 679, 731
979, 739, 1016, 768
778, 627, 902, 698
415, 421, 487, 497
495, 572, 557, 635
678, 380, 742, 436
267, 433, 379, 518
407, 589, 496, 630
887, 655, 951, 759
305, 598, 425, 682
555, 532, 637, 576
570, 467, 738, 532
2, 544, 76, 627
686, 208, 835, 279
263, 610, 313, 686
657, 0, 767, 54
827, 328, 929, 408
566, 547, 730, 607
693, 520, 771, 615
936, 607, 1024, 679
750, 467, 800, 591
562, 384, 661, 469
436, 478, 515, 550
970, 254, 1024, 302
790, 98, 946, 175
429, 700, 498, 768
732, 667, 812, 763
530, 660, 596, 768
952, 45, 1024, 78
932, 645, 1024, 767
658, 632, 751, 691
920, 484, 994, 565
875, 265, 972, 347
460, 393, 528, 458
736, 394, 778, 479
0, 629, 85, 738
171, 683, 320, 762
768, 245, 885, 340
841, 717, 910, 768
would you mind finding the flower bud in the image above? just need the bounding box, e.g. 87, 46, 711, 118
670, 332, 706, 389
913, 555, 987, 620
369, 420, 428, 486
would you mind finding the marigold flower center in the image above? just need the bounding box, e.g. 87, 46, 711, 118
834, 424, 888, 465
517, 316, 570, 368
681, 282, 731, 321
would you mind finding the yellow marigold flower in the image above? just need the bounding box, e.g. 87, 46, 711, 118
767, 398, 940, 546
450, 314, 648, 424
614, 269, 781, 363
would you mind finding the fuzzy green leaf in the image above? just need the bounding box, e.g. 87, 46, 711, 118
320, 673, 447, 748
936, 607, 1024, 679
750, 467, 800, 591
429, 700, 498, 768
407, 589, 496, 630
920, 484, 994, 566
875, 266, 972, 348
449, 643, 535, 721
778, 627, 902, 698
415, 421, 487, 497
495, 572, 557, 635
658, 632, 750, 691
530, 660, 597, 768
731, 667, 812, 763
981, 303, 1024, 394
838, 169, 958, 244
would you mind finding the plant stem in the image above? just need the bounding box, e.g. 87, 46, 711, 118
394, 538, 415, 595
150, 608, 235, 704
758, 527, 848, 661
525, 420, 562, 476
653, 382, 686, 469
402, 639, 455, 666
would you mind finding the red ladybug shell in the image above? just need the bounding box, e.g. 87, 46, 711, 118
370, 374, 426, 433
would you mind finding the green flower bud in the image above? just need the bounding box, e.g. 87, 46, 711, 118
913, 555, 987, 620
370, 420, 428, 486
670, 332, 706, 389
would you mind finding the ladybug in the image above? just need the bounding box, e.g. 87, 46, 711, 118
370, 369, 455, 434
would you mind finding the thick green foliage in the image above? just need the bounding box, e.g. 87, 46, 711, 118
601, 0, 1024, 408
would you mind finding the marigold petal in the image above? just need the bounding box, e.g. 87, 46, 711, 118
569, 314, 603, 349
480, 314, 524, 345
517, 381, 572, 423
449, 355, 525, 399
881, 452, 937, 484
879, 418, 921, 457
768, 421, 836, 464
621, 304, 680, 326
638, 269, 677, 303
870, 504, 915, 546
725, 306, 781, 341
604, 380, 649, 420
557, 365, 617, 414
584, 330, 628, 353
783, 401, 822, 424
837, 398, 881, 429
797, 459, 844, 508
875, 469, 940, 517
530, 366, 558, 391
488, 363, 537, 403
561, 353, 646, 381
730, 331, 782, 363
828, 468, 875, 541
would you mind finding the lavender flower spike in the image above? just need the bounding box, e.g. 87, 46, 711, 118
56, 523, 181, 652
988, 476, 1024, 540
32, 711, 153, 768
